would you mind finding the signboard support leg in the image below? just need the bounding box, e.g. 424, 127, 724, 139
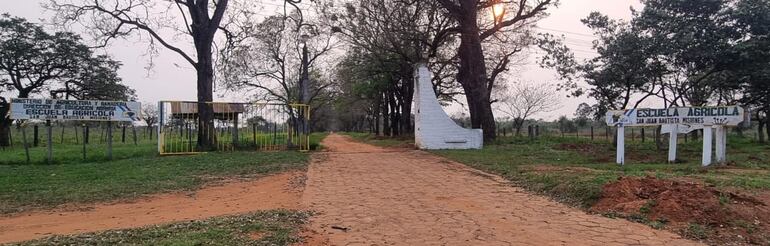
21, 126, 30, 164
46, 120, 52, 164
158, 101, 164, 154
107, 121, 113, 160
702, 127, 713, 166
616, 126, 625, 165
668, 125, 678, 163
82, 124, 87, 161
715, 126, 726, 164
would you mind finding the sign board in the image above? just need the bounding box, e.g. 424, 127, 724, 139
9, 98, 141, 122
661, 124, 703, 134
606, 106, 744, 127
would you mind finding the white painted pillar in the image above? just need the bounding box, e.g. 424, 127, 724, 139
715, 126, 726, 163
616, 126, 625, 165
702, 127, 713, 167
668, 125, 678, 163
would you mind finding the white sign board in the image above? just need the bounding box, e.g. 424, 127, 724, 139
661, 124, 703, 134
606, 106, 744, 127
9, 98, 141, 122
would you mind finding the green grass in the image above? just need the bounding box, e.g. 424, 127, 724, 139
341, 132, 414, 148
434, 135, 770, 207
346, 133, 770, 208
0, 132, 328, 214
0, 150, 309, 214
15, 210, 309, 246
309, 132, 329, 150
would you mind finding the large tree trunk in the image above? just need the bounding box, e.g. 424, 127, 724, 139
0, 98, 9, 147
195, 41, 216, 150
759, 120, 766, 144
400, 65, 414, 135
0, 120, 9, 147
458, 16, 496, 141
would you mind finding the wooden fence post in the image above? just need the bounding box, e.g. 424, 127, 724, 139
21, 126, 30, 164
33, 125, 39, 147
122, 125, 126, 143
591, 126, 594, 141
46, 121, 52, 164
82, 124, 87, 160
132, 125, 138, 146
107, 122, 113, 160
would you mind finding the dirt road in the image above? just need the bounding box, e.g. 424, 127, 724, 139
301, 134, 699, 245
0, 172, 303, 244
0, 134, 700, 245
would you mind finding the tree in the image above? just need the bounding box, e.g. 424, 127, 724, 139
731, 0, 770, 143
435, 0, 556, 141
633, 0, 739, 107
0, 14, 90, 147
322, 0, 461, 136
539, 13, 660, 118
141, 102, 159, 137
496, 82, 559, 136
49, 0, 232, 150
51, 55, 137, 101
219, 11, 335, 107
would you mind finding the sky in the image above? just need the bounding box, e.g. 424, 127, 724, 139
3, 0, 644, 121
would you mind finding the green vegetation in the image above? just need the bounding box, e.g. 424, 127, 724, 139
434, 135, 769, 207
15, 210, 309, 246
683, 223, 710, 240
0, 132, 328, 214
0, 150, 308, 214
309, 132, 329, 150
347, 133, 770, 208
342, 132, 414, 148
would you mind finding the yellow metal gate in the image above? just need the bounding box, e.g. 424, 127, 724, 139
157, 101, 310, 155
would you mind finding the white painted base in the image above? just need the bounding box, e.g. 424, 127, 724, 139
413, 64, 483, 150
715, 126, 726, 163
616, 126, 625, 165
668, 125, 678, 163
702, 127, 713, 166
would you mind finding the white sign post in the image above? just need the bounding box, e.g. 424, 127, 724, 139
702, 127, 713, 166
9, 98, 142, 162
616, 126, 625, 165
667, 124, 678, 163
607, 106, 744, 166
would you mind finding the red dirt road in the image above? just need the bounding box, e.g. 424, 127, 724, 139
301, 134, 700, 245
0, 172, 303, 244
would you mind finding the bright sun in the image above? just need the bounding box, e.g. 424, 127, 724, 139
492, 4, 505, 20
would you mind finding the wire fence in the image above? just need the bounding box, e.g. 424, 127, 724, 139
494, 122, 763, 143
157, 101, 310, 155
0, 123, 155, 148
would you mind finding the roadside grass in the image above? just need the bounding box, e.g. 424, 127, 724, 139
309, 132, 330, 150
345, 133, 770, 208
436, 135, 770, 207
0, 139, 157, 165
15, 210, 309, 246
0, 132, 328, 214
341, 132, 414, 148
0, 150, 308, 214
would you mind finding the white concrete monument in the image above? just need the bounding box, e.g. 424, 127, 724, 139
413, 64, 483, 149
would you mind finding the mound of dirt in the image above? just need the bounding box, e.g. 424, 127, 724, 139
592, 176, 770, 244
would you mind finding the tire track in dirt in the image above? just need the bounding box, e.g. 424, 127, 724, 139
301, 134, 701, 245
